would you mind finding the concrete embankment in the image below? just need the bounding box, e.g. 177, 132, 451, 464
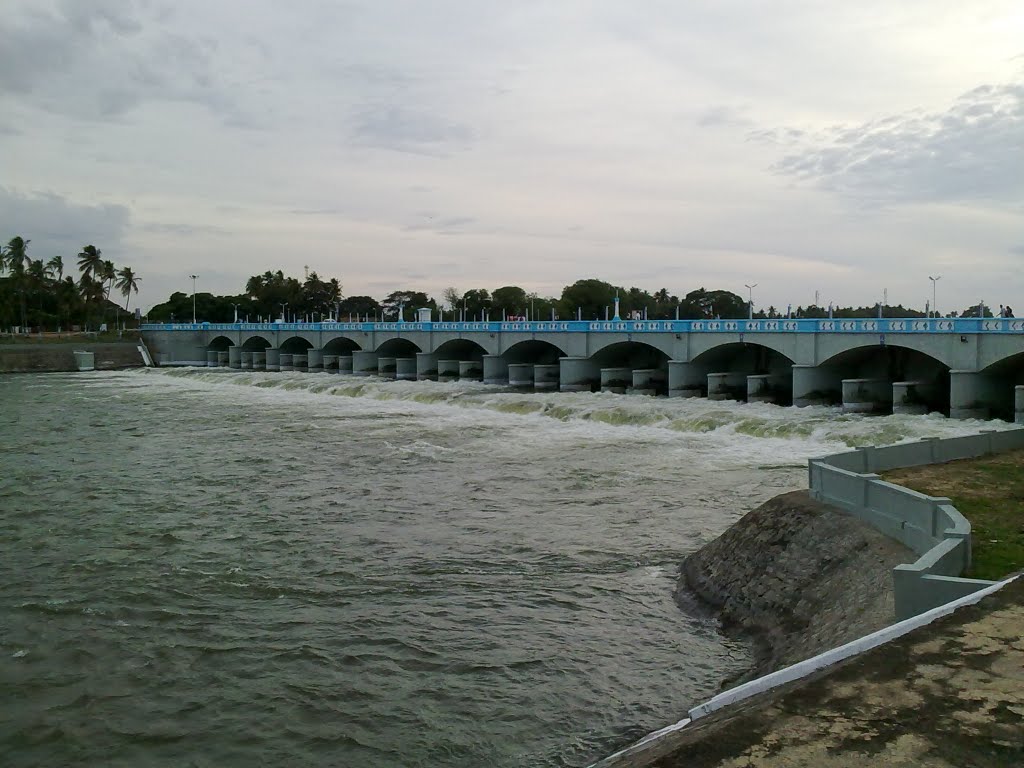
0, 342, 145, 373
678, 490, 914, 678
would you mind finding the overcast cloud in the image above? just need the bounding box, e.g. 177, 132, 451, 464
2, 0, 1022, 314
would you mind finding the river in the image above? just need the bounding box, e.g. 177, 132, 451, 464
0, 369, 999, 767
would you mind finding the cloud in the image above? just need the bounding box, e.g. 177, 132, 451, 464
351, 105, 475, 155
770, 77, 1024, 205
0, 186, 131, 259
696, 105, 753, 129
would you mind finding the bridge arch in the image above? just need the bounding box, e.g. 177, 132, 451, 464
323, 336, 362, 354
375, 338, 422, 357
691, 341, 795, 371
976, 352, 1024, 420
503, 339, 567, 364
280, 336, 314, 353
207, 335, 234, 351
820, 344, 951, 414
241, 335, 272, 350
434, 339, 489, 361
590, 341, 670, 369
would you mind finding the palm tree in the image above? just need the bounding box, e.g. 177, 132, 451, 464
116, 266, 140, 311
77, 245, 103, 280
6, 237, 30, 329
47, 255, 64, 282
99, 260, 116, 300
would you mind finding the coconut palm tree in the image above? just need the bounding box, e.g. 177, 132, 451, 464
77, 245, 103, 280
116, 266, 140, 311
47, 255, 64, 282
6, 237, 30, 329
100, 260, 116, 300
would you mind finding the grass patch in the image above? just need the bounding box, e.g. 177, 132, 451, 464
884, 450, 1024, 580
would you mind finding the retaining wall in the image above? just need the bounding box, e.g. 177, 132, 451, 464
809, 428, 1024, 619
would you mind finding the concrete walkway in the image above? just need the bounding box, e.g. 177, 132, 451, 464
652, 576, 1023, 767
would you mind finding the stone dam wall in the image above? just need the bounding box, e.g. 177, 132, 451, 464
0, 343, 145, 373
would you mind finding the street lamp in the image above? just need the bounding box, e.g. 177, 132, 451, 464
928, 275, 942, 318
189, 274, 198, 323
232, 303, 240, 323
281, 303, 288, 323
744, 283, 758, 320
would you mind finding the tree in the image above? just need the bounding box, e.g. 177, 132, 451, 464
491, 286, 528, 317
460, 288, 491, 320
99, 260, 116, 300
442, 286, 461, 310
5, 237, 30, 329
558, 278, 618, 320
381, 290, 435, 319
47, 255, 64, 282
116, 266, 141, 311
77, 245, 103, 280
338, 295, 381, 319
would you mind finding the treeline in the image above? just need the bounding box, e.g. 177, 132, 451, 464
1, 236, 141, 332
146, 271, 997, 323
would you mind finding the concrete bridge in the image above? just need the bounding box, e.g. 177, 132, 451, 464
141, 316, 1024, 422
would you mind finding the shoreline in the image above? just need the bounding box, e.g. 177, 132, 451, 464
0, 341, 146, 373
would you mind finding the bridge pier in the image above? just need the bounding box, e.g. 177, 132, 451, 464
206, 351, 219, 367
792, 364, 842, 407
668, 361, 709, 398
228, 346, 242, 369
508, 363, 534, 388
307, 350, 323, 372
292, 354, 307, 372
240, 350, 253, 369
1016, 385, 1024, 424
747, 374, 789, 404
416, 352, 438, 381
265, 349, 280, 372
279, 353, 294, 372
483, 355, 508, 385
252, 351, 266, 370
892, 381, 933, 415
322, 354, 338, 372
338, 355, 353, 374
707, 372, 747, 401
560, 357, 599, 392
378, 357, 397, 379
438, 360, 460, 382
630, 368, 665, 396
601, 367, 632, 394
217, 351, 229, 367
534, 364, 560, 391
949, 370, 1000, 420
352, 351, 379, 376
396, 358, 417, 380
459, 361, 483, 381
842, 378, 892, 413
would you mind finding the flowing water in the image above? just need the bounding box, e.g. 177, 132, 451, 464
0, 369, 1005, 767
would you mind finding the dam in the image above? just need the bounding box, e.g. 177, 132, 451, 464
142, 314, 1024, 421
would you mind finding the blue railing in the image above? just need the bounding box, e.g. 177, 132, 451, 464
142, 317, 1024, 334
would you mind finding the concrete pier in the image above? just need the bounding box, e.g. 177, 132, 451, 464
483, 355, 509, 385
228, 346, 242, 369
437, 359, 460, 382
337, 355, 354, 375
747, 374, 789, 404
396, 358, 417, 380
601, 367, 632, 394
1016, 385, 1024, 425
73, 351, 95, 371
508, 363, 534, 388
240, 350, 253, 370
560, 357, 599, 392
630, 368, 665, 396
668, 361, 709, 398
842, 378, 892, 413
949, 370, 999, 420
459, 360, 483, 381
377, 356, 397, 379
322, 354, 338, 373
352, 350, 379, 376
892, 381, 930, 415
707, 371, 747, 401
207, 351, 219, 367
534, 364, 560, 391
307, 350, 323, 372
279, 353, 293, 372
291, 354, 307, 372
217, 351, 229, 367
252, 351, 266, 370
416, 352, 439, 381
265, 348, 280, 372
792, 364, 842, 407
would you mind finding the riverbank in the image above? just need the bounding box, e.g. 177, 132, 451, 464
0, 341, 145, 373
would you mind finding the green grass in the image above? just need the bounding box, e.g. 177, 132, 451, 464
884, 451, 1024, 580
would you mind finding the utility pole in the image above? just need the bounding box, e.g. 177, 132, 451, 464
928, 275, 942, 318
745, 283, 758, 319
190, 274, 198, 323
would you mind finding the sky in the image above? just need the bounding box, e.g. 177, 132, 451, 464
2, 0, 1022, 315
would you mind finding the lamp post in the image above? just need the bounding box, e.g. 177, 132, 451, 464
232, 303, 240, 323
928, 275, 942, 318
744, 283, 758, 320
281, 303, 288, 323
189, 274, 198, 323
